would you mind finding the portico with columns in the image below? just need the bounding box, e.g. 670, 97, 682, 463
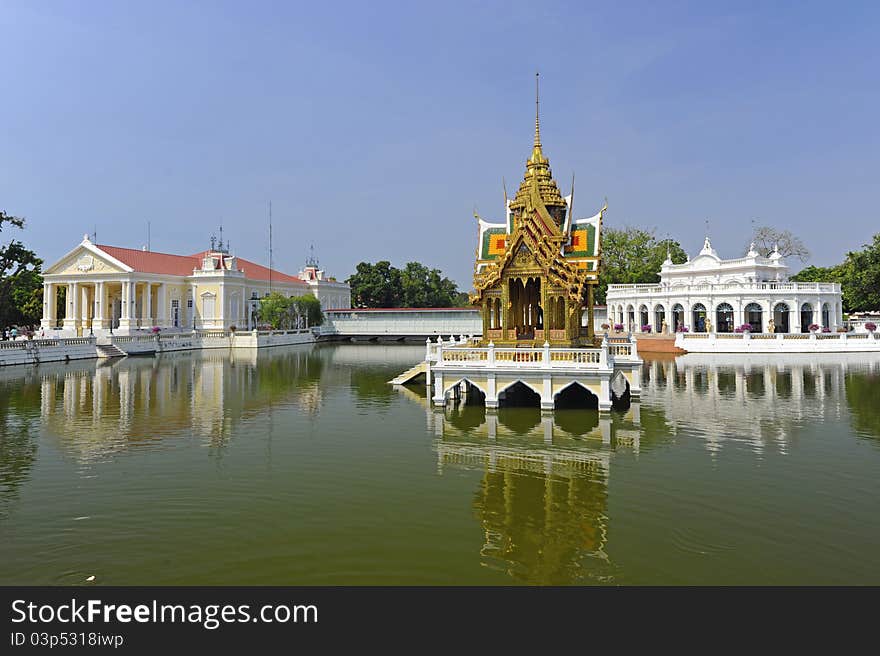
41, 234, 337, 336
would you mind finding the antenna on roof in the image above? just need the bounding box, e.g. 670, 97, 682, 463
268, 201, 273, 294
93, 225, 97, 242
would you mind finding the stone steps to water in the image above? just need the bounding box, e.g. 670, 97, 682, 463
389, 361, 427, 385
96, 343, 127, 359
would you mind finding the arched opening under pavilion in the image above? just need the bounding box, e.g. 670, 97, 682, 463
497, 381, 541, 409
554, 382, 599, 410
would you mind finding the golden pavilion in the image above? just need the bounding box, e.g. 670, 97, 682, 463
472, 75, 605, 347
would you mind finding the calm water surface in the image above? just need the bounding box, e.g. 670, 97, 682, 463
1, 344, 879, 585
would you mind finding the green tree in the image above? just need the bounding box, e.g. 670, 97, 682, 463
347, 261, 401, 308
258, 292, 293, 329
399, 261, 459, 307
836, 233, 880, 312
292, 293, 324, 327
346, 260, 460, 308
596, 227, 688, 305
0, 211, 43, 328
789, 265, 839, 283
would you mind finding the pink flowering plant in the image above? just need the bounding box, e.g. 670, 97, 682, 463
613, 323, 624, 332
641, 324, 652, 333
866, 322, 877, 333
808, 323, 820, 332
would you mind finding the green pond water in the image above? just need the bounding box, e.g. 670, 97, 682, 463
1, 343, 879, 585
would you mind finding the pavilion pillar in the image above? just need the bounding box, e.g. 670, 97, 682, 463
63, 282, 79, 331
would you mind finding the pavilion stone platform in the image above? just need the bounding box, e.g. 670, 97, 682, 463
424, 335, 642, 412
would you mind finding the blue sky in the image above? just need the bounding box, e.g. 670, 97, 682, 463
2, 1, 878, 287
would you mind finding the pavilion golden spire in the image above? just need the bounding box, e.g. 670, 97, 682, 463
510, 72, 567, 221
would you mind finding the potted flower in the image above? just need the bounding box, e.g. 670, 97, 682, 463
866, 321, 877, 333
613, 323, 624, 332
641, 324, 652, 333
676, 325, 689, 333
600, 323, 610, 331
739, 323, 753, 333
808, 323, 820, 333
821, 326, 831, 333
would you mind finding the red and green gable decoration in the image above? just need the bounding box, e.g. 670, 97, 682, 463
480, 226, 508, 260
565, 221, 597, 258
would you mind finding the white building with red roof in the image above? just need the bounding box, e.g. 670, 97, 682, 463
41, 235, 350, 335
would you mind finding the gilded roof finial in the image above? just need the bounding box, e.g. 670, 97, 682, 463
534, 71, 541, 148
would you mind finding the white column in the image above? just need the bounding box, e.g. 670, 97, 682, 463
41, 283, 54, 329
119, 280, 133, 329
190, 284, 198, 329
81, 285, 90, 328
143, 283, 152, 326
93, 282, 105, 329
64, 282, 79, 330
156, 283, 167, 327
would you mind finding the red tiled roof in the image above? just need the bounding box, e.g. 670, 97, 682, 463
96, 244, 307, 286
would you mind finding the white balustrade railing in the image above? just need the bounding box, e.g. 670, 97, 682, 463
607, 281, 840, 295
425, 334, 640, 369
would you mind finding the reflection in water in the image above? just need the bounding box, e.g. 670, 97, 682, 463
427, 395, 642, 584
0, 372, 41, 518
29, 347, 323, 461
0, 344, 879, 585
408, 351, 880, 584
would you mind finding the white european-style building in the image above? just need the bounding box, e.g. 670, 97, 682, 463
606, 238, 843, 334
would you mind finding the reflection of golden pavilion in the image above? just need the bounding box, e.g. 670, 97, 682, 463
428, 400, 644, 584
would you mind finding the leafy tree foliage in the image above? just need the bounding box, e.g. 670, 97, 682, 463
743, 225, 811, 262
789, 265, 838, 283
836, 233, 880, 312
347, 261, 460, 308
0, 211, 43, 327
790, 233, 880, 312
596, 227, 688, 305
258, 292, 324, 329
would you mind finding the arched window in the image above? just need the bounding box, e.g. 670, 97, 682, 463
745, 302, 763, 333
716, 303, 734, 333
773, 302, 790, 333
822, 302, 831, 329
672, 303, 685, 332
639, 304, 649, 330
800, 303, 813, 333
654, 304, 666, 333
692, 303, 707, 333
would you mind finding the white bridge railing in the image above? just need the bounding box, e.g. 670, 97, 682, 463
425, 334, 640, 369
